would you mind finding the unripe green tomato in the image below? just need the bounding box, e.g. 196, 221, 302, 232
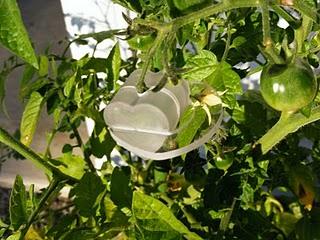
260, 58, 317, 112
214, 156, 233, 171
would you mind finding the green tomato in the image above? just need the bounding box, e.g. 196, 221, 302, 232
260, 58, 317, 112
214, 156, 233, 171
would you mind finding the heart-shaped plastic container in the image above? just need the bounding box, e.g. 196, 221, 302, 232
104, 70, 223, 160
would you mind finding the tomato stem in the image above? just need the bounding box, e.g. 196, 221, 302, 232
294, 15, 313, 56
257, 106, 320, 154
0, 127, 76, 181
136, 30, 168, 93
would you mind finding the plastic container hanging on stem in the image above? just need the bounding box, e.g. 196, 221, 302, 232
104, 69, 223, 160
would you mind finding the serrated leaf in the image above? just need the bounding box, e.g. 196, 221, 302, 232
177, 106, 207, 148
72, 172, 105, 217
49, 153, 86, 180
111, 167, 132, 208
107, 43, 121, 91
205, 62, 242, 108
182, 50, 218, 81
0, 0, 38, 68
240, 182, 255, 210
132, 191, 202, 240
20, 91, 44, 146
9, 175, 28, 230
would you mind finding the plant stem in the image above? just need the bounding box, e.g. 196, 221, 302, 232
20, 178, 63, 239
172, 0, 262, 29
0, 127, 53, 175
136, 30, 168, 93
260, 1, 285, 64
295, 15, 313, 56
257, 106, 320, 154
261, 1, 272, 48
69, 120, 96, 172
0, 127, 74, 180
292, 0, 318, 22
221, 24, 232, 62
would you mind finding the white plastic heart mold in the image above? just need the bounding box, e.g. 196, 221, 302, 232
104, 70, 223, 160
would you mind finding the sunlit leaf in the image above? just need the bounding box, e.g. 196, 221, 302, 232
20, 91, 44, 146
132, 191, 202, 240
0, 0, 38, 68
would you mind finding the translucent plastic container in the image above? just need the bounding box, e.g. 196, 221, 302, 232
104, 70, 223, 160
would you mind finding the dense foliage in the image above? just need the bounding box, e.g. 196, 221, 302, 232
0, 0, 320, 239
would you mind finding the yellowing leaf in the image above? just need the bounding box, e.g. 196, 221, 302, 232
20, 91, 43, 146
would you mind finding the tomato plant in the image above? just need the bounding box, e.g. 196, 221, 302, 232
0, 0, 320, 239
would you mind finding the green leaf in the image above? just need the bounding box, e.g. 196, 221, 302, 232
20, 91, 44, 146
112, 0, 142, 12
61, 229, 97, 240
111, 167, 132, 208
240, 182, 255, 210
182, 50, 218, 81
0, 228, 5, 237
172, 0, 208, 11
78, 29, 122, 43
46, 215, 76, 238
90, 126, 116, 159
19, 77, 49, 100
6, 232, 22, 240
26, 184, 37, 217
38, 55, 49, 77
0, 0, 38, 68
106, 43, 121, 91
132, 191, 202, 240
205, 62, 242, 108
71, 172, 105, 217
20, 64, 36, 99
176, 106, 207, 148
49, 153, 86, 180
82, 58, 107, 73
0, 71, 8, 114
63, 72, 77, 97
9, 175, 28, 230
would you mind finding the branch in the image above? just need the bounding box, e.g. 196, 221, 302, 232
257, 106, 320, 154
20, 178, 63, 239
0, 127, 74, 180
0, 127, 53, 174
